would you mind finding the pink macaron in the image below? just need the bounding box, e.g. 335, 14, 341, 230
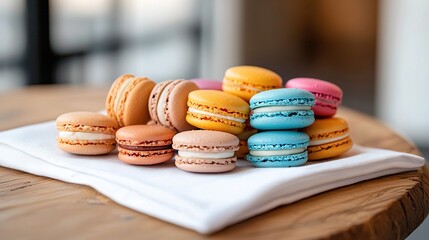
190, 79, 223, 91
285, 78, 343, 117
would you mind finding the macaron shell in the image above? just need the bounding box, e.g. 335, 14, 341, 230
285, 78, 342, 99
308, 136, 353, 160
56, 111, 119, 134
165, 80, 199, 132
247, 151, 308, 167
303, 117, 349, 141
116, 125, 175, 143
248, 131, 309, 150
186, 115, 245, 135
285, 78, 342, 117
249, 88, 315, 109
118, 147, 175, 165
106, 74, 134, 123
175, 156, 236, 173
172, 130, 239, 152
58, 139, 116, 155
119, 78, 155, 126
223, 66, 282, 101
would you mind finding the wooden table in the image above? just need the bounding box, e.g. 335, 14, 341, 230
0, 85, 428, 239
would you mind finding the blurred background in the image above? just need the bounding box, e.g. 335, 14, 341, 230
0, 0, 428, 237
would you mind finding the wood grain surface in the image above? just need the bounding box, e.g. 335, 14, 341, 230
0, 85, 428, 240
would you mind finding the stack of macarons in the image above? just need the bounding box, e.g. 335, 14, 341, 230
285, 78, 353, 160
246, 88, 315, 167
55, 66, 353, 173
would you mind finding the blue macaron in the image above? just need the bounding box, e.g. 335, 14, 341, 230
249, 88, 315, 130
247, 131, 309, 167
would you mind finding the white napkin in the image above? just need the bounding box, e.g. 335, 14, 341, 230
0, 121, 425, 234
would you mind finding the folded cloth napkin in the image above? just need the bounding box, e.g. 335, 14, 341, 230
0, 121, 425, 234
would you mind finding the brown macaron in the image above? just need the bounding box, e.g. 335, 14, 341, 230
56, 111, 119, 155
106, 74, 155, 127
149, 79, 198, 132
116, 125, 175, 165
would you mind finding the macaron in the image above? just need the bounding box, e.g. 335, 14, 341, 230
106, 74, 155, 127
247, 131, 309, 167
235, 123, 257, 159
56, 111, 119, 155
190, 79, 223, 90
285, 78, 343, 117
223, 66, 282, 102
302, 117, 353, 160
172, 130, 240, 173
149, 79, 199, 132
249, 88, 315, 130
186, 90, 250, 135
116, 125, 175, 165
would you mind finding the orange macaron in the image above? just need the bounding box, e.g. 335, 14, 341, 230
116, 125, 175, 165
222, 65, 282, 102
106, 74, 155, 127
56, 111, 119, 155
302, 117, 353, 160
186, 90, 250, 135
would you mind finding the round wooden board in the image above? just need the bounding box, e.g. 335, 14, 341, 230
0, 85, 428, 239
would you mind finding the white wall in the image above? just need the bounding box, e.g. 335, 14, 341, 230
199, 0, 243, 80
377, 0, 429, 146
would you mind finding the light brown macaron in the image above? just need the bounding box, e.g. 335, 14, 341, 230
116, 125, 175, 165
106, 74, 155, 127
56, 111, 119, 155
172, 130, 240, 173
149, 79, 198, 132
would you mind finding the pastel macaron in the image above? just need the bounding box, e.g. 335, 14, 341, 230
149, 79, 199, 132
172, 130, 240, 173
190, 79, 223, 90
186, 90, 250, 135
106, 74, 155, 127
285, 78, 343, 117
56, 111, 119, 155
116, 125, 175, 165
302, 117, 353, 160
223, 66, 283, 102
249, 88, 315, 130
247, 131, 309, 167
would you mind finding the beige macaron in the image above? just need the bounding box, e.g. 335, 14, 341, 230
56, 111, 119, 155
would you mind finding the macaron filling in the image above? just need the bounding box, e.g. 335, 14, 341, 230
249, 147, 306, 157
309, 132, 349, 146
156, 84, 170, 125
188, 107, 246, 123
252, 105, 311, 113
118, 144, 172, 151
178, 150, 235, 159
59, 131, 115, 140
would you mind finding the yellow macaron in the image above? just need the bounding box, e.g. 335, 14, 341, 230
303, 117, 353, 160
186, 90, 250, 135
222, 65, 282, 102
